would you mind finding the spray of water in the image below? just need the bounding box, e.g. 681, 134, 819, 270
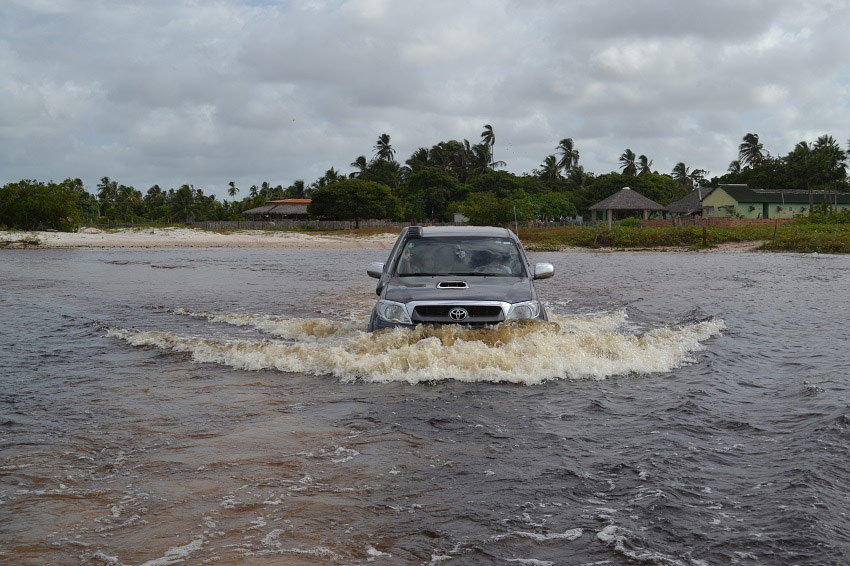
106, 309, 724, 384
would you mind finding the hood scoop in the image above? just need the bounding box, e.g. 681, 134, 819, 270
437, 280, 468, 289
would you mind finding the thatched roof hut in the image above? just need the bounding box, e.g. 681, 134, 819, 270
589, 187, 664, 227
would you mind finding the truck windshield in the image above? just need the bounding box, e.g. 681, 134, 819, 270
395, 237, 524, 277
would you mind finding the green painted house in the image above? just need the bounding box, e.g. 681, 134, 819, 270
667, 184, 850, 219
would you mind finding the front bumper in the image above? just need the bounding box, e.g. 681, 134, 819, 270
368, 300, 546, 332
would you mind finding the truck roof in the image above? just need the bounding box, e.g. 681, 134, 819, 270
415, 226, 514, 239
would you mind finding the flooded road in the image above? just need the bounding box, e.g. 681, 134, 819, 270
1, 247, 849, 564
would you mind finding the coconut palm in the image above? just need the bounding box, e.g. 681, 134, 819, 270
96, 176, 118, 216
374, 133, 395, 162
619, 149, 637, 176
637, 155, 652, 176
727, 160, 742, 174
556, 138, 579, 173
672, 162, 690, 184
349, 155, 368, 178
739, 133, 765, 167
538, 155, 562, 185
249, 185, 258, 198
405, 147, 430, 172
227, 181, 239, 199
481, 124, 495, 165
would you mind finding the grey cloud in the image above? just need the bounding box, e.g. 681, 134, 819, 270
0, 0, 848, 197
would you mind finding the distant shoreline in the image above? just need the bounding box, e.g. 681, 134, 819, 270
0, 227, 397, 249
0, 227, 772, 253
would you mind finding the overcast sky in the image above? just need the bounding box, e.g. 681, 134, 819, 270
2, 0, 849, 198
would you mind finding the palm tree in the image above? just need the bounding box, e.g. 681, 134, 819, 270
171, 184, 197, 223
480, 124, 495, 166
672, 162, 690, 184
538, 155, 562, 184
637, 155, 652, 176
727, 160, 742, 174
689, 169, 709, 187
349, 155, 368, 178
405, 147, 430, 172
249, 185, 259, 198
374, 133, 395, 162
567, 165, 590, 188
556, 138, 579, 173
227, 181, 239, 199
286, 180, 306, 198
739, 133, 765, 167
96, 176, 118, 217
619, 149, 637, 176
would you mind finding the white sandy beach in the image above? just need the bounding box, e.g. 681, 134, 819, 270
0, 227, 398, 249
0, 227, 767, 252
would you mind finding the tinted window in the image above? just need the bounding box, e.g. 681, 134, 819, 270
396, 237, 524, 277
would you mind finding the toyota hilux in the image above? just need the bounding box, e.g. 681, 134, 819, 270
366, 226, 553, 331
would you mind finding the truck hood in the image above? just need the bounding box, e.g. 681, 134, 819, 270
383, 276, 535, 304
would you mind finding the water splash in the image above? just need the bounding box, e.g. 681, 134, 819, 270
106, 309, 724, 384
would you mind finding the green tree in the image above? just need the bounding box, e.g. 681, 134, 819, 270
638, 155, 652, 176
307, 179, 400, 228
349, 155, 368, 178
556, 138, 579, 173
405, 148, 431, 173
672, 162, 690, 185
480, 124, 496, 167
374, 133, 395, 162
170, 184, 198, 223
532, 192, 577, 221
619, 149, 637, 176
228, 181, 239, 199
457, 191, 504, 225
537, 155, 562, 186
0, 179, 82, 231
739, 133, 765, 167
405, 167, 464, 221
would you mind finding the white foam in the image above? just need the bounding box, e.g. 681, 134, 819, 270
138, 536, 203, 566
107, 310, 724, 384
597, 526, 686, 565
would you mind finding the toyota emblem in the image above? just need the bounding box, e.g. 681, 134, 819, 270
449, 307, 469, 321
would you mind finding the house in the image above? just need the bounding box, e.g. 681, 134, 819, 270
701, 185, 850, 219
243, 199, 311, 220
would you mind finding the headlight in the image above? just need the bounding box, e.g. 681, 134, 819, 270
376, 300, 412, 324
506, 300, 541, 320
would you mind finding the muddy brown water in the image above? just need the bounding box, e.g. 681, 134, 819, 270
1, 247, 848, 565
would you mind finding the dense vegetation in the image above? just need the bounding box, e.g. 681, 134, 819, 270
1, 128, 848, 232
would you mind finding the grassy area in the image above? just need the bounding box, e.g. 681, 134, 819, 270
762, 221, 850, 253
515, 220, 850, 253
74, 218, 850, 253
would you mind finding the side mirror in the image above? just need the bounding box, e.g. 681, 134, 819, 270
533, 262, 554, 280
367, 262, 385, 279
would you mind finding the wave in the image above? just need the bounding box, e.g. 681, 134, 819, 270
105, 309, 724, 384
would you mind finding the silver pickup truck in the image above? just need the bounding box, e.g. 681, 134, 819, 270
366, 226, 554, 331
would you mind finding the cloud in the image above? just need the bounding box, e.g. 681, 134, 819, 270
0, 0, 848, 197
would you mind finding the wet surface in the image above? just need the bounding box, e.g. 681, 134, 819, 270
1, 247, 849, 564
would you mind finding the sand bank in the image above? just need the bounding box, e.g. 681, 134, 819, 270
0, 227, 397, 249
1, 227, 768, 252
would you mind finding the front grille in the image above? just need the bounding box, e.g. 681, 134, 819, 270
412, 304, 504, 324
